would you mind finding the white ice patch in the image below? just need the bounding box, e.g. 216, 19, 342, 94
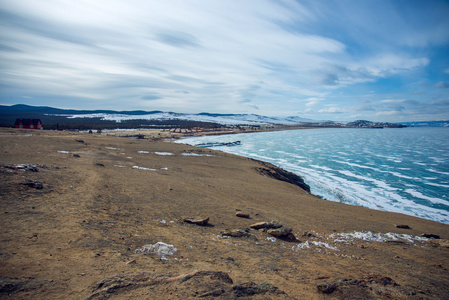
137, 151, 149, 153
292, 240, 338, 251
426, 182, 449, 188
404, 189, 447, 205
155, 152, 174, 156
132, 166, 157, 171
57, 150, 70, 154
135, 242, 177, 260
181, 153, 215, 157
329, 231, 429, 244
105, 147, 120, 150
114, 165, 126, 168
266, 237, 277, 242
427, 168, 449, 176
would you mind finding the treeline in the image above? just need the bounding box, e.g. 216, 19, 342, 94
0, 112, 223, 130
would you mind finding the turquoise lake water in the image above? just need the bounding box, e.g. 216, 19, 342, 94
177, 127, 449, 224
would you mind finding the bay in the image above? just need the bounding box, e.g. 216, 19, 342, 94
177, 127, 449, 224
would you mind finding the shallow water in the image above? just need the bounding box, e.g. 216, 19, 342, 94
177, 127, 449, 224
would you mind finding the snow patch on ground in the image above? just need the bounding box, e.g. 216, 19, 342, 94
132, 166, 157, 171
292, 241, 338, 252
181, 153, 215, 157
135, 242, 177, 260
329, 231, 430, 243
292, 231, 430, 252
155, 152, 174, 156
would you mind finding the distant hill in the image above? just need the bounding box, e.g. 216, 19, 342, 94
345, 120, 406, 128
0, 104, 406, 130
398, 121, 449, 127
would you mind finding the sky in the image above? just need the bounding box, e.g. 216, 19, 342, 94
1, 0, 449, 122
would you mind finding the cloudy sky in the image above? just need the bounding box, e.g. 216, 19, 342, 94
1, 0, 448, 122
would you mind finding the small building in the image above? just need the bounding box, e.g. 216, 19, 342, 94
15, 119, 43, 129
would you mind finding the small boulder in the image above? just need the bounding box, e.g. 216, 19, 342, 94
222, 228, 251, 238
23, 180, 43, 189
267, 227, 297, 241
267, 227, 292, 237
302, 231, 316, 237
183, 217, 209, 226
317, 282, 337, 294
421, 233, 440, 239
235, 212, 250, 218
250, 222, 269, 230
250, 221, 282, 230
395, 224, 411, 229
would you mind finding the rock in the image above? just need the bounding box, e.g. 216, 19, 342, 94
253, 160, 311, 192
222, 228, 251, 237
302, 231, 316, 237
395, 224, 411, 229
421, 233, 440, 239
317, 282, 337, 294
0, 277, 48, 295
365, 275, 398, 286
183, 217, 209, 226
88, 271, 289, 299
232, 282, 281, 297
23, 180, 43, 189
316, 275, 399, 296
73, 154, 81, 158
250, 222, 269, 229
250, 221, 282, 230
267, 227, 292, 237
5, 164, 38, 172
95, 162, 105, 167
235, 212, 250, 218
285, 233, 298, 241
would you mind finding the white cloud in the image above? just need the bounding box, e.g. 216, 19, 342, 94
0, 0, 448, 121
375, 111, 401, 116
318, 106, 345, 114
380, 99, 406, 103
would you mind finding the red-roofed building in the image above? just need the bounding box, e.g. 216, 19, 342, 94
15, 119, 43, 129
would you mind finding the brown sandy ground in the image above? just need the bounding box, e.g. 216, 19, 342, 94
0, 128, 448, 299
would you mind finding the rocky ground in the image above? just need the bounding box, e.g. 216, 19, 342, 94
0, 128, 448, 299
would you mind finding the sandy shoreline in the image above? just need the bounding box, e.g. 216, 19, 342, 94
0, 128, 448, 299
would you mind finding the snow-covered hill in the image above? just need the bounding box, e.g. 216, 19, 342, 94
67, 112, 323, 126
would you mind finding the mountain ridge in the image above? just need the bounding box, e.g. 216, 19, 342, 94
1, 104, 408, 129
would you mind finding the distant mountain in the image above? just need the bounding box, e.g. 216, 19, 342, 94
0, 104, 327, 128
0, 104, 407, 130
345, 120, 406, 128
398, 121, 449, 127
